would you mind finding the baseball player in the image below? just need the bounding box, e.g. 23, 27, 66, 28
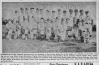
82, 28, 90, 43
30, 16, 37, 40
46, 19, 52, 41
19, 8, 25, 39
66, 9, 74, 40
59, 19, 67, 41
40, 9, 44, 19
19, 8, 24, 28
51, 10, 56, 39
84, 11, 93, 39
13, 11, 18, 39
6, 19, 13, 40
45, 9, 51, 21
39, 18, 46, 40
73, 9, 79, 26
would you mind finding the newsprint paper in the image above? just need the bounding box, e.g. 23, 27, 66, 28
0, 0, 99, 65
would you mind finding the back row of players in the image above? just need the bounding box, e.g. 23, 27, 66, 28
5, 7, 94, 43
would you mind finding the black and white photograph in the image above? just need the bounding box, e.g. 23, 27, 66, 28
2, 2, 97, 53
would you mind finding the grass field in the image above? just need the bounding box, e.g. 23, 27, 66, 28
2, 38, 96, 53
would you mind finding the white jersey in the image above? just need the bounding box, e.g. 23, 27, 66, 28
57, 13, 62, 19
19, 13, 24, 27
78, 21, 83, 30
40, 13, 44, 19
35, 13, 40, 24
24, 13, 29, 22
6, 21, 13, 39
73, 28, 79, 37
39, 22, 46, 35
79, 15, 85, 21
46, 21, 52, 37
45, 13, 51, 20
14, 13, 19, 22
51, 14, 56, 20
74, 14, 79, 24
68, 15, 73, 27
62, 14, 68, 20
84, 16, 93, 35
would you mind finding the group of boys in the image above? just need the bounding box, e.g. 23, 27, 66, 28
5, 7, 94, 43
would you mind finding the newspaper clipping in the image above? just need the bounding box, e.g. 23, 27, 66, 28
0, 0, 99, 65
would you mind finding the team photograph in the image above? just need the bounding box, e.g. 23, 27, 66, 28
2, 2, 97, 53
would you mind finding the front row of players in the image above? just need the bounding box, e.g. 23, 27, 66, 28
5, 9, 94, 43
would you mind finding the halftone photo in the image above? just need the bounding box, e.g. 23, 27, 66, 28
2, 2, 97, 53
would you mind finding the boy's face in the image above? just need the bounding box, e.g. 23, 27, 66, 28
56, 17, 59, 21
41, 19, 44, 22
20, 9, 23, 13
69, 11, 73, 14
25, 9, 28, 13
85, 12, 89, 16
36, 9, 39, 13
52, 11, 55, 15
15, 11, 18, 15
40, 9, 43, 13
58, 10, 61, 14
63, 12, 66, 15
46, 10, 49, 14
31, 9, 34, 13
75, 11, 78, 15
80, 11, 84, 15
9, 20, 12, 24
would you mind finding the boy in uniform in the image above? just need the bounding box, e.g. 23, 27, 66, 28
19, 8, 25, 39
67, 9, 74, 40
51, 10, 56, 39
13, 11, 18, 39
6, 19, 13, 40
30, 16, 37, 40
39, 18, 46, 40
78, 9, 85, 42
24, 8, 29, 40
40, 9, 44, 19
58, 19, 67, 41
84, 11, 93, 39
46, 19, 52, 41
73, 9, 79, 26
45, 9, 51, 21
35, 8, 40, 38
82, 28, 90, 43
